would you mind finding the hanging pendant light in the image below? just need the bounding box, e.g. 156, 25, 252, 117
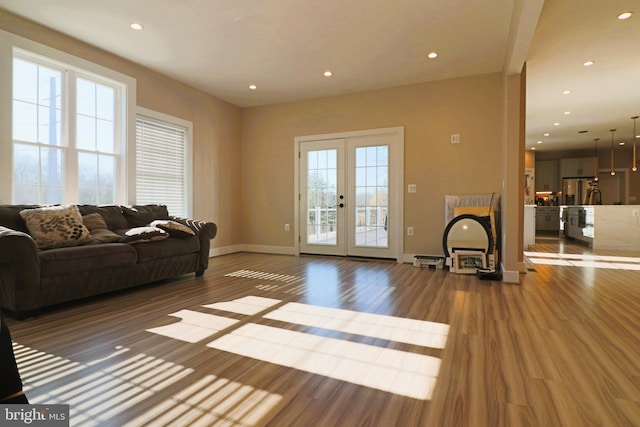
593, 138, 599, 181
632, 116, 639, 172
610, 128, 616, 176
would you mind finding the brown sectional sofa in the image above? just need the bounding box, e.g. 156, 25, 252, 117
0, 204, 217, 319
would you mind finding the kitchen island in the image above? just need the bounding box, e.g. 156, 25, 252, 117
560, 205, 640, 250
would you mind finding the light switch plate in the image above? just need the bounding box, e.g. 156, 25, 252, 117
408, 184, 416, 193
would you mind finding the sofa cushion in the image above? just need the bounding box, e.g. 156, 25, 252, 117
77, 205, 128, 230
133, 235, 200, 262
87, 229, 122, 244
122, 205, 170, 227
39, 243, 137, 276
149, 219, 195, 238
20, 205, 91, 249
119, 226, 169, 244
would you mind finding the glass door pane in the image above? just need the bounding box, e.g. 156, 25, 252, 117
354, 145, 388, 248
306, 149, 338, 246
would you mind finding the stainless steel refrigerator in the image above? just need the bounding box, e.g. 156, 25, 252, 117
562, 177, 594, 205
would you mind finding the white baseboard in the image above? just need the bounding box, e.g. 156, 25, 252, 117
501, 266, 520, 283
209, 245, 246, 257
210, 248, 521, 284
209, 244, 297, 258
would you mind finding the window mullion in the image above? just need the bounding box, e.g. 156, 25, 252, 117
65, 69, 78, 203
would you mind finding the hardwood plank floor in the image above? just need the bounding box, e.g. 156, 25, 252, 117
6, 240, 640, 426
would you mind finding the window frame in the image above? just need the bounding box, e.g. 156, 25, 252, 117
0, 29, 136, 204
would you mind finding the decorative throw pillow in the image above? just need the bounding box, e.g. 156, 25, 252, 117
149, 219, 195, 238
120, 226, 169, 244
19, 205, 91, 250
78, 205, 129, 230
82, 213, 109, 231
122, 205, 170, 227
82, 213, 121, 244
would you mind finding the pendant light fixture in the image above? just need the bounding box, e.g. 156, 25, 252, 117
632, 115, 639, 172
593, 138, 599, 181
610, 128, 616, 176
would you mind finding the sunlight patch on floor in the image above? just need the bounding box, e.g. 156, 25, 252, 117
14, 344, 195, 426
225, 270, 301, 283
123, 374, 282, 427
147, 296, 449, 400
147, 309, 240, 343
207, 322, 441, 400
204, 295, 282, 315
265, 301, 449, 348
524, 251, 640, 270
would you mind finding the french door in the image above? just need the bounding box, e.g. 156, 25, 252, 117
297, 128, 403, 260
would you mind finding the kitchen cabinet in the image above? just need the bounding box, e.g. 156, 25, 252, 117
561, 157, 596, 178
536, 206, 560, 232
535, 160, 559, 192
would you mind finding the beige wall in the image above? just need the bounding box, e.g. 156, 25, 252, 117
0, 11, 242, 249
241, 73, 506, 255
1, 10, 524, 264
524, 150, 536, 169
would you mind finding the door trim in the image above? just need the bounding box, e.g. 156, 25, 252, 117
294, 126, 404, 262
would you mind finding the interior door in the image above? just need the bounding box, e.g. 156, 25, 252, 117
299, 130, 399, 259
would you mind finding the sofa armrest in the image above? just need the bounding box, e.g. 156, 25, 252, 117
168, 217, 217, 274
0, 226, 41, 316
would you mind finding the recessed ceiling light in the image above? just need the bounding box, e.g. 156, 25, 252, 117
583, 60, 595, 67
544, 133, 550, 136
618, 11, 633, 20
562, 90, 571, 95
531, 147, 536, 150
249, 84, 257, 90
619, 142, 626, 146
130, 22, 143, 30
537, 140, 542, 144
323, 71, 333, 77
564, 111, 571, 115
553, 122, 560, 126
427, 52, 438, 59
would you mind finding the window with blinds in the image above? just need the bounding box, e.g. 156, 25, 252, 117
135, 114, 192, 217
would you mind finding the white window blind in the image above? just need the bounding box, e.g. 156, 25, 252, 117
136, 116, 189, 217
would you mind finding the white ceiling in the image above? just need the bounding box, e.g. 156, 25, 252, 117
0, 0, 637, 153
0, 0, 522, 105
526, 0, 640, 152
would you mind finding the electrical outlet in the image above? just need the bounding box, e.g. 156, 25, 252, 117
407, 227, 414, 236
633, 209, 639, 217
285, 224, 290, 231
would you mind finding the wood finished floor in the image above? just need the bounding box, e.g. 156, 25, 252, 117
6, 237, 640, 426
